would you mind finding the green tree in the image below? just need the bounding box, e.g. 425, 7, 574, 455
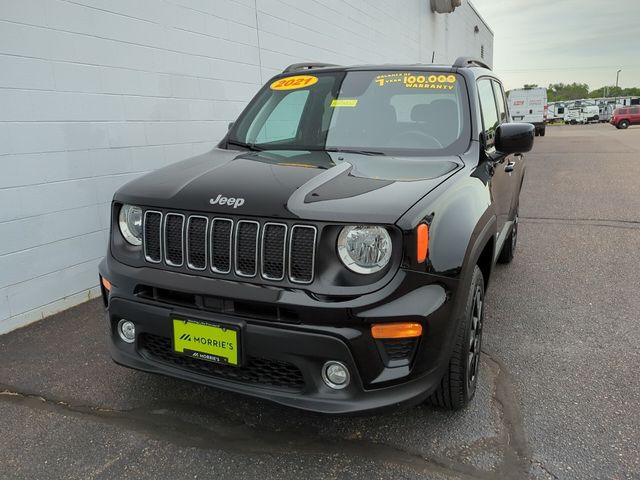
547, 82, 590, 102
588, 86, 640, 98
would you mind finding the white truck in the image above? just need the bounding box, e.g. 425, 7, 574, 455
508, 87, 548, 136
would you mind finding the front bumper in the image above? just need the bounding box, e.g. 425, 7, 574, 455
100, 255, 463, 414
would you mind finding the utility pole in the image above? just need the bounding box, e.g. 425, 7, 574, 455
616, 69, 622, 106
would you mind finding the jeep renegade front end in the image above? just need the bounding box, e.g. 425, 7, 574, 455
99, 58, 534, 414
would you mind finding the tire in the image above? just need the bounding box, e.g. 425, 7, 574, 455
619, 120, 630, 129
540, 127, 546, 137
498, 212, 518, 263
429, 266, 485, 410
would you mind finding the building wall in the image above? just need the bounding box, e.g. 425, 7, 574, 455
0, 0, 492, 333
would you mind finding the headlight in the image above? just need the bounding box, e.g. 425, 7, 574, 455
337, 225, 392, 274
118, 204, 142, 246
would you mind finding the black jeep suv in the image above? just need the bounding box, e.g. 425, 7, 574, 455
99, 57, 534, 414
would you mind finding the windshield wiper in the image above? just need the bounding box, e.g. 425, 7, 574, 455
324, 148, 385, 156
227, 140, 263, 151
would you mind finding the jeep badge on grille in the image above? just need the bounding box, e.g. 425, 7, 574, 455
209, 194, 245, 209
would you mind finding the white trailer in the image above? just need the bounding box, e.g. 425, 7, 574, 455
564, 107, 587, 125
508, 87, 548, 136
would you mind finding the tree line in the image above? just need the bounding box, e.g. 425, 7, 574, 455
521, 83, 640, 102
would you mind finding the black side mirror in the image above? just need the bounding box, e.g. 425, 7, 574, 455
228, 121, 235, 131
495, 123, 534, 154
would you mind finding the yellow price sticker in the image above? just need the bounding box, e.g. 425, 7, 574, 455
330, 99, 358, 107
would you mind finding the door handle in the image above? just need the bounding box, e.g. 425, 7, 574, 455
505, 161, 516, 173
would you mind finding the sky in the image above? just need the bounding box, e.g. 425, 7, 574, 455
469, 0, 640, 91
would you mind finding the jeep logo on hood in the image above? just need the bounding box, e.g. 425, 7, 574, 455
209, 194, 245, 209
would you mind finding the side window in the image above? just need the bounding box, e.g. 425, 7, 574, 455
492, 81, 508, 123
252, 90, 309, 144
477, 79, 499, 147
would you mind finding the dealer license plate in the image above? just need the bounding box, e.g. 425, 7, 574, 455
172, 317, 240, 366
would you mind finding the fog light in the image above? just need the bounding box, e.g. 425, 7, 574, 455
322, 361, 350, 390
117, 319, 136, 343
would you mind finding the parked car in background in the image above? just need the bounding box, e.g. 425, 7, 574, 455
610, 106, 640, 129
508, 87, 547, 136
99, 58, 535, 414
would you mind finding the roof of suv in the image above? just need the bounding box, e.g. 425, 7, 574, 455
279, 57, 492, 78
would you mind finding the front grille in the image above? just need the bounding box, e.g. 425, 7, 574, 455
143, 210, 317, 284
139, 334, 305, 391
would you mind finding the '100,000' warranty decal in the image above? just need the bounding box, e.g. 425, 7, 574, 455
375, 73, 457, 90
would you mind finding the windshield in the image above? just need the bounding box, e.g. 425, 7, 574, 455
228, 70, 470, 156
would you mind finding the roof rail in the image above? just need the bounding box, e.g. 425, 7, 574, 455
283, 62, 340, 73
453, 57, 491, 70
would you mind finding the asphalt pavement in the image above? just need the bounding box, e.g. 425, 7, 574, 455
1, 123, 639, 479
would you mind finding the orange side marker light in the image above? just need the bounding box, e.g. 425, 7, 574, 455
416, 224, 429, 263
101, 276, 112, 292
371, 323, 423, 339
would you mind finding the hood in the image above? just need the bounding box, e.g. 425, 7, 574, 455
114, 148, 462, 224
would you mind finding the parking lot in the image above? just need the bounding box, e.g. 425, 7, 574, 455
1, 123, 639, 480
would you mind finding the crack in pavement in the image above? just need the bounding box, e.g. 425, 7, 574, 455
0, 385, 487, 480
0, 351, 530, 480
520, 216, 640, 230
481, 352, 531, 480
530, 459, 560, 480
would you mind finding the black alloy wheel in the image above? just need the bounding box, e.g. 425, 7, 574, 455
429, 266, 485, 410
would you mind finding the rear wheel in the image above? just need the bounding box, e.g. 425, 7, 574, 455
619, 120, 630, 129
429, 266, 485, 410
540, 127, 546, 137
498, 212, 518, 263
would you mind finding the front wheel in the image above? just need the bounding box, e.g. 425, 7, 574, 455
429, 266, 485, 410
619, 120, 630, 129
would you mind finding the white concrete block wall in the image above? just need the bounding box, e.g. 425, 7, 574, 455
0, 0, 492, 333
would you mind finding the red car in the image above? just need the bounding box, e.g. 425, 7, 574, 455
610, 106, 640, 129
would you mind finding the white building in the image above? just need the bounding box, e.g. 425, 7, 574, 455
0, 0, 493, 333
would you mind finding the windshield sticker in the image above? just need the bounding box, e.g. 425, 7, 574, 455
330, 99, 358, 107
375, 73, 457, 90
270, 75, 318, 91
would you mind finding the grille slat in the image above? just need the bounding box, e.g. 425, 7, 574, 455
186, 216, 208, 270
261, 223, 287, 280
211, 218, 233, 273
289, 225, 317, 284
235, 221, 259, 277
164, 214, 185, 266
143, 210, 316, 285
143, 211, 162, 263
